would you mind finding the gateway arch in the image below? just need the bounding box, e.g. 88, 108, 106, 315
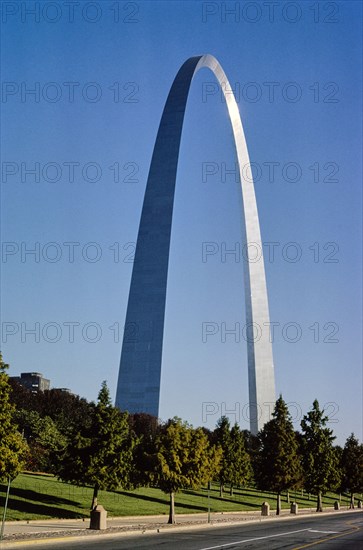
115, 55, 275, 434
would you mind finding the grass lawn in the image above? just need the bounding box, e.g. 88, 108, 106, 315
0, 473, 356, 521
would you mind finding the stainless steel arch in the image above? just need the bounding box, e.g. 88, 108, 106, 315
115, 55, 275, 434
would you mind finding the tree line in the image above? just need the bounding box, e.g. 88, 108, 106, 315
1, 354, 362, 523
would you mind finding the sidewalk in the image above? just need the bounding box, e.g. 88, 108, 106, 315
2, 505, 359, 544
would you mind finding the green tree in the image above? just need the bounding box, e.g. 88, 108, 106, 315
242, 429, 260, 477
36, 389, 94, 440
214, 416, 234, 497
8, 382, 94, 441
0, 353, 28, 481
188, 427, 221, 490
300, 399, 339, 512
7, 378, 34, 410
256, 396, 302, 514
15, 409, 67, 472
128, 413, 159, 488
229, 424, 253, 496
340, 434, 363, 508
57, 381, 135, 510
155, 418, 221, 523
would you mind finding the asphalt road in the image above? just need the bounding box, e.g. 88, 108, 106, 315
3, 512, 362, 550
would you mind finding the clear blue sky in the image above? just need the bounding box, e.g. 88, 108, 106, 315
1, 1, 362, 444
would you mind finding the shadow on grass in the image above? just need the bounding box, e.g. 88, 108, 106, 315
1, 486, 80, 507
323, 493, 347, 503
209, 496, 261, 509
181, 489, 261, 509
204, 487, 277, 502
0, 485, 86, 520
116, 491, 207, 512
4, 497, 86, 519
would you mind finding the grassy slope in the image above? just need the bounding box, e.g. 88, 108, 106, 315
0, 473, 355, 521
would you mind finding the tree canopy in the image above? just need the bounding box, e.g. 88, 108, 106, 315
213, 417, 252, 497
15, 409, 67, 472
3, 362, 362, 521
56, 381, 135, 509
256, 396, 302, 514
214, 416, 234, 497
300, 399, 340, 511
0, 353, 28, 481
155, 417, 221, 523
340, 433, 363, 508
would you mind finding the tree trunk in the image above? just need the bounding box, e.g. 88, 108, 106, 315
230, 485, 233, 497
350, 492, 355, 509
168, 492, 175, 524
287, 490, 290, 503
276, 492, 281, 515
220, 483, 224, 498
91, 483, 99, 510
316, 491, 323, 512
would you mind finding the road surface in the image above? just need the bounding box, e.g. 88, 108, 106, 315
2, 511, 361, 549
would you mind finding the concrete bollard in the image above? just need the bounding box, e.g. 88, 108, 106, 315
261, 502, 270, 516
290, 502, 298, 514
358, 500, 362, 509
334, 501, 340, 510
90, 505, 107, 530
